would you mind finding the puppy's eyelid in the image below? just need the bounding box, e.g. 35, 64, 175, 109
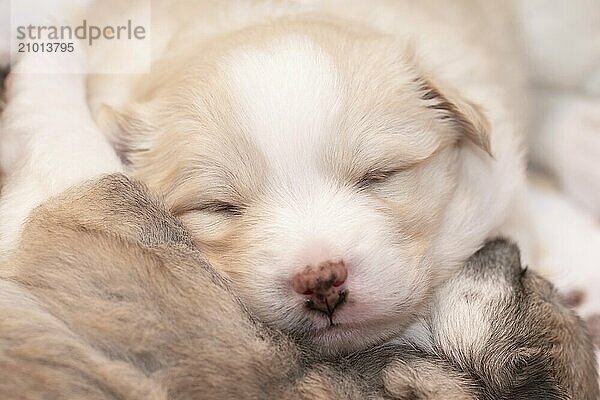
356, 168, 403, 189
178, 201, 244, 216
355, 150, 440, 190
204, 201, 244, 215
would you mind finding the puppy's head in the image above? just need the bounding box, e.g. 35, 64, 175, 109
431, 239, 599, 399
102, 19, 493, 353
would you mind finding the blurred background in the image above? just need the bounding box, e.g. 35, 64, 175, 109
510, 1, 600, 349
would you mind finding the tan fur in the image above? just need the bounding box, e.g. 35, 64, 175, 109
383, 358, 477, 400
94, 17, 490, 348
0, 66, 6, 191
0, 175, 596, 399
79, 2, 531, 353
0, 175, 363, 399
429, 239, 599, 399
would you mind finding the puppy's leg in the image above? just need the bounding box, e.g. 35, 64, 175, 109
382, 357, 478, 400
526, 179, 600, 376
0, 50, 122, 258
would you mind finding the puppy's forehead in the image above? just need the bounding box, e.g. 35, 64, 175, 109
219, 34, 443, 186
222, 36, 341, 176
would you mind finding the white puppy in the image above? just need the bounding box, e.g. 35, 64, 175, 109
1, 1, 526, 353
1, 0, 583, 355
83, 1, 527, 353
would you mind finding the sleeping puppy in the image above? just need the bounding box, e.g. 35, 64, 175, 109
355, 238, 599, 399
417, 238, 599, 399
1, 22, 596, 397
0, 174, 363, 400
82, 0, 527, 354
0, 174, 597, 399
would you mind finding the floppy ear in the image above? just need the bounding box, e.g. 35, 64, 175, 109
415, 75, 492, 156
96, 103, 157, 164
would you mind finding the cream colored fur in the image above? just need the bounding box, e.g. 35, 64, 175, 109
95, 1, 526, 351
0, 175, 596, 398
0, 18, 597, 392
0, 1, 529, 353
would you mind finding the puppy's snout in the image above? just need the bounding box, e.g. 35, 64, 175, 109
292, 260, 348, 316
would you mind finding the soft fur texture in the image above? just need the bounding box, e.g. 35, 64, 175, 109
429, 239, 598, 399
0, 2, 598, 399
1, 0, 599, 384
81, 0, 526, 352
0, 174, 596, 399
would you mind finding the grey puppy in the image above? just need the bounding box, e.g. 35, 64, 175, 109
388, 238, 600, 399
0, 175, 597, 399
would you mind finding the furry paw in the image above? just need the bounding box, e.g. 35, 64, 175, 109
382, 358, 477, 400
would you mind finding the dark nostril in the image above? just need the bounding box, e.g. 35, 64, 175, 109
302, 290, 314, 296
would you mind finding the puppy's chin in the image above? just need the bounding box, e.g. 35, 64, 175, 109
258, 298, 425, 355
293, 318, 411, 356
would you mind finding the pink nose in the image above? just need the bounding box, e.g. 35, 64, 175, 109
292, 260, 348, 317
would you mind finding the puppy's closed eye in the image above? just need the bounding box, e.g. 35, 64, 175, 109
201, 201, 244, 216
354, 142, 451, 191
176, 201, 244, 216
356, 169, 402, 189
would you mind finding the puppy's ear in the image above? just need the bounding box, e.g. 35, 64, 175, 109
96, 103, 156, 164
415, 75, 492, 156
